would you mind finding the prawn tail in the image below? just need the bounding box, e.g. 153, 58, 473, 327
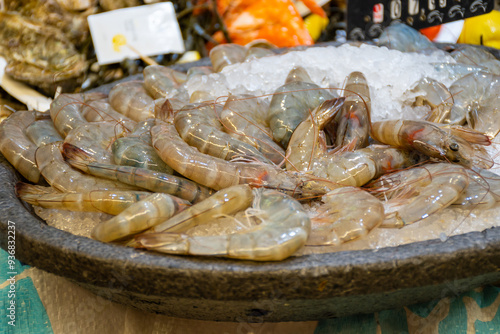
61, 142, 96, 172
16, 182, 54, 202
155, 99, 175, 122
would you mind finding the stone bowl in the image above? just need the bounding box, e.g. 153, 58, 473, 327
2, 152, 500, 322
2, 43, 500, 322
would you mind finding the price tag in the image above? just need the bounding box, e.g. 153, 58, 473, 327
347, 0, 494, 40
88, 2, 185, 65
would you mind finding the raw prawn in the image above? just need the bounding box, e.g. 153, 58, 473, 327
219, 94, 285, 164
403, 77, 454, 124
449, 71, 500, 138
63, 121, 129, 164
16, 182, 152, 215
35, 142, 137, 192
92, 193, 190, 243
108, 81, 157, 122
332, 71, 371, 150
267, 66, 334, 148
368, 163, 469, 227
453, 168, 500, 209
0, 110, 41, 183
286, 98, 345, 172
377, 22, 437, 53
143, 65, 188, 100
134, 187, 311, 261
63, 143, 215, 203
50, 92, 105, 137
141, 184, 253, 234
112, 136, 174, 174
451, 45, 500, 75
110, 119, 173, 173
80, 99, 137, 130
186, 66, 214, 80
286, 100, 424, 187
25, 118, 63, 147
174, 102, 274, 164
151, 122, 332, 196
308, 187, 384, 245
209, 44, 247, 72
370, 119, 490, 168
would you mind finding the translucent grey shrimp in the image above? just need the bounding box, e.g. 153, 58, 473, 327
220, 94, 285, 164
308, 187, 384, 246
35, 142, 137, 192
111, 119, 174, 174
134, 187, 311, 261
209, 43, 247, 72
432, 62, 485, 82
25, 118, 63, 147
313, 145, 424, 188
64, 121, 128, 164
332, 71, 371, 150
0, 110, 40, 183
92, 193, 190, 243
50, 92, 105, 137
451, 45, 500, 75
80, 98, 137, 130
453, 168, 500, 209
449, 71, 500, 138
141, 184, 253, 234
16, 182, 152, 215
377, 22, 437, 53
267, 66, 334, 148
112, 136, 174, 174
244, 46, 275, 61
63, 142, 215, 203
371, 119, 491, 168
151, 122, 333, 196
368, 163, 469, 227
174, 102, 274, 164
108, 81, 156, 122
189, 91, 215, 103
286, 100, 422, 186
286, 98, 345, 172
186, 66, 214, 80
143, 65, 188, 100
403, 77, 454, 124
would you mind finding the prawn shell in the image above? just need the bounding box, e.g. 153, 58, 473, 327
92, 193, 190, 242
0, 110, 41, 183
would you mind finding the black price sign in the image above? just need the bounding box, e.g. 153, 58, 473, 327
347, 0, 495, 40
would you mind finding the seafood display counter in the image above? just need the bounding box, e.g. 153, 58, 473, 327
2, 38, 500, 322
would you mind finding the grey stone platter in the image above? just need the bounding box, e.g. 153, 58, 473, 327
1, 153, 500, 322
2, 43, 500, 322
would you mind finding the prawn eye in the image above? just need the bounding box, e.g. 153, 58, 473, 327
449, 143, 459, 151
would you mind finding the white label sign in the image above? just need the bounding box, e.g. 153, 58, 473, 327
88, 2, 185, 65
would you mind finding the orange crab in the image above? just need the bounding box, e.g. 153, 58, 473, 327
212, 0, 326, 47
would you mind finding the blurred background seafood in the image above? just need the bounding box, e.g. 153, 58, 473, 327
0, 0, 350, 100
0, 0, 498, 105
